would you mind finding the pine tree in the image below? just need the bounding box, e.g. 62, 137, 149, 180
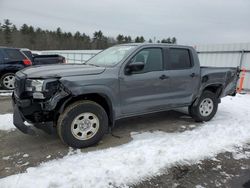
135, 36, 140, 43
20, 24, 29, 35
172, 37, 177, 44
2, 19, 12, 45
127, 36, 132, 43
161, 37, 172, 44
82, 33, 91, 49
139, 36, 145, 42
11, 25, 17, 32
116, 34, 124, 44
93, 30, 105, 49
74, 31, 81, 39
56, 27, 62, 37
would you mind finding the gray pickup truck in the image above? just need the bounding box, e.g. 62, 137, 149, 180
12, 44, 240, 148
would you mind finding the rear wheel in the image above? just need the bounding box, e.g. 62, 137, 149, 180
57, 100, 108, 148
189, 91, 218, 122
0, 73, 15, 90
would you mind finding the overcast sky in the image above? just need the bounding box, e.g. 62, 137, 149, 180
0, 0, 250, 44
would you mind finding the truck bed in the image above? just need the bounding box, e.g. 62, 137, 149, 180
200, 66, 240, 97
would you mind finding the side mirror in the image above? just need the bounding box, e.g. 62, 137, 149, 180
125, 61, 145, 74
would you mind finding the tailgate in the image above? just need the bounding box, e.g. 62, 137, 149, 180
222, 67, 240, 96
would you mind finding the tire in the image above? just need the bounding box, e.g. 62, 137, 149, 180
57, 100, 108, 148
189, 91, 218, 122
0, 73, 15, 90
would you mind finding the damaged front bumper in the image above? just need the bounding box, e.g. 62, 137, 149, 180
12, 89, 69, 135
13, 103, 36, 135
13, 104, 56, 135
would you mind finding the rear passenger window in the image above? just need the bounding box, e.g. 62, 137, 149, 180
4, 49, 25, 60
168, 48, 192, 69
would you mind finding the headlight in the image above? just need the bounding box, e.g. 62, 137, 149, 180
31, 80, 44, 92
26, 79, 44, 92
26, 79, 59, 99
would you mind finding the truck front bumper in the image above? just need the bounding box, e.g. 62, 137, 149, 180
13, 103, 35, 135
12, 94, 56, 135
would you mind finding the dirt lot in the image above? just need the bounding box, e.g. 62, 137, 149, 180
0, 95, 250, 188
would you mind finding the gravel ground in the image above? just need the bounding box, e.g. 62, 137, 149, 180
0, 95, 249, 187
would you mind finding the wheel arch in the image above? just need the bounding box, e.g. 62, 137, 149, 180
0, 71, 17, 79
192, 84, 223, 106
57, 93, 115, 127
203, 84, 223, 97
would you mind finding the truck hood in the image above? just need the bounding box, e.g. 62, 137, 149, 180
21, 64, 106, 78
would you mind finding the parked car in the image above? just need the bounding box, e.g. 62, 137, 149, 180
0, 47, 32, 90
0, 47, 66, 90
12, 44, 240, 148
20, 48, 66, 65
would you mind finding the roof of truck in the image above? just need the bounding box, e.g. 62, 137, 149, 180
119, 43, 194, 49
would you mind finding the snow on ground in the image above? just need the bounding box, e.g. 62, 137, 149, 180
1, 94, 250, 188
0, 114, 15, 131
0, 90, 13, 96
232, 145, 250, 160
0, 114, 30, 131
0, 93, 12, 96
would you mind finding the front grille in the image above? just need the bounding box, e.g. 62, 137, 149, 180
14, 72, 26, 98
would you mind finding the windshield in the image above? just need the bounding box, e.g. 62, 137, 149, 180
86, 45, 136, 67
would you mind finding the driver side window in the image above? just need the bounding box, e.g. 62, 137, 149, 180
130, 48, 163, 73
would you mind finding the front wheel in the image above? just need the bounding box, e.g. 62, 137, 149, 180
57, 100, 108, 148
189, 91, 218, 122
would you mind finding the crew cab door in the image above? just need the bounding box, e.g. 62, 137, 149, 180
119, 47, 172, 115
165, 48, 200, 105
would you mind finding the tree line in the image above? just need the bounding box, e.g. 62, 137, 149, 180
0, 19, 177, 50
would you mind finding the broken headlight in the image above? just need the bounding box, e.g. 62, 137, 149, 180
26, 79, 59, 99
26, 79, 44, 92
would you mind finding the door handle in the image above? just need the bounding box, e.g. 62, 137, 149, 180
190, 73, 196, 77
159, 75, 169, 80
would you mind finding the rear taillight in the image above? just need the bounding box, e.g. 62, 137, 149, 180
23, 59, 32, 66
